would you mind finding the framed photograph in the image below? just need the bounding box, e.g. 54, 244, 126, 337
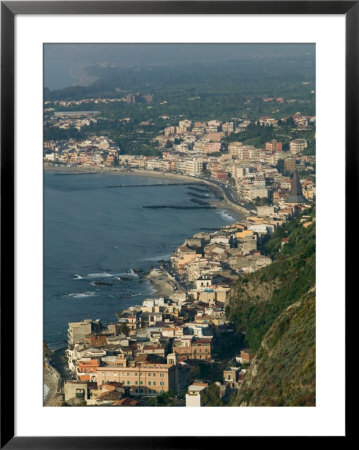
1, 1, 352, 446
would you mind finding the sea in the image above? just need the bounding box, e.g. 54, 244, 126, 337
44, 171, 237, 348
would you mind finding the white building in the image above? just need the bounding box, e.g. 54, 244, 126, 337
185, 385, 207, 407
290, 139, 307, 154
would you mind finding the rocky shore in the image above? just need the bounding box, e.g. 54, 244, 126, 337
43, 362, 62, 406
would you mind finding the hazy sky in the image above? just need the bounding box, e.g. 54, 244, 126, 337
44, 43, 315, 90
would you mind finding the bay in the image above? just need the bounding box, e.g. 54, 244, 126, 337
44, 171, 236, 348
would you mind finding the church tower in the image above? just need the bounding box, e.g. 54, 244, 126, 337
287, 170, 308, 204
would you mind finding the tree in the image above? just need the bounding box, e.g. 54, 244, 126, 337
201, 384, 224, 406
285, 117, 296, 129
118, 322, 130, 336
276, 159, 285, 175
146, 390, 178, 406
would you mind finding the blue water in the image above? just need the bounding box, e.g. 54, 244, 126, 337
44, 172, 237, 347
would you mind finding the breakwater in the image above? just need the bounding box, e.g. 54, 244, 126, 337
143, 205, 215, 210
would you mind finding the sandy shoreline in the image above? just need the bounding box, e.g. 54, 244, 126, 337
44, 164, 247, 221
44, 164, 203, 184
146, 267, 185, 298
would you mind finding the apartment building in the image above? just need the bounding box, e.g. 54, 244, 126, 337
290, 139, 307, 155
96, 353, 189, 395
68, 319, 102, 345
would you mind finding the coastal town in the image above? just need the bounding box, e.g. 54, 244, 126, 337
44, 105, 315, 407
44, 106, 315, 205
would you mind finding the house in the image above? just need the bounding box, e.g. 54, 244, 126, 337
223, 367, 241, 389
173, 337, 212, 361
77, 359, 100, 382
68, 319, 102, 345
64, 380, 89, 404
239, 349, 254, 364
185, 383, 208, 407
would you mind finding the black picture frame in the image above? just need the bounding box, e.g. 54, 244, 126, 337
1, 1, 353, 447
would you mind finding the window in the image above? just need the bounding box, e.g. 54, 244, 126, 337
153, 373, 156, 377
148, 381, 151, 385
127, 381, 130, 385
75, 389, 84, 399
135, 381, 138, 385
140, 381, 143, 385
153, 382, 156, 386
160, 373, 164, 377
148, 373, 151, 376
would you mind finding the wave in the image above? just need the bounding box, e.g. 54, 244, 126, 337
68, 291, 96, 298
73, 274, 85, 280
86, 270, 138, 279
118, 269, 138, 278
218, 209, 236, 223
87, 272, 115, 279
143, 253, 172, 262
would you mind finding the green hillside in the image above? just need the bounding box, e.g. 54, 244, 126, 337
232, 289, 315, 406
225, 206, 315, 406
226, 206, 315, 353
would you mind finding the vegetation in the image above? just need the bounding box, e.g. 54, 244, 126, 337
225, 206, 316, 406
201, 384, 224, 406
43, 341, 54, 359
44, 51, 315, 129
231, 290, 315, 406
146, 390, 182, 406
226, 206, 315, 352
43, 126, 85, 141
223, 123, 275, 148
118, 322, 130, 337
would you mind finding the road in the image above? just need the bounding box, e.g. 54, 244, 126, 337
193, 176, 252, 215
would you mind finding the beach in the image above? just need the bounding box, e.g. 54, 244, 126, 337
44, 164, 248, 221
44, 163, 203, 183
146, 267, 186, 298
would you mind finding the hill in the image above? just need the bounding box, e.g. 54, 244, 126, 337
226, 206, 315, 352
225, 206, 315, 406
231, 289, 315, 406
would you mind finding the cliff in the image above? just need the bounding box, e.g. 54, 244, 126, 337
226, 206, 316, 406
226, 207, 315, 352
232, 289, 315, 406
